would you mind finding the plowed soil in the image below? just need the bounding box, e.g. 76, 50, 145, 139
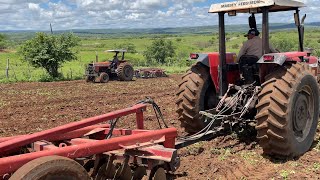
1, 75, 320, 179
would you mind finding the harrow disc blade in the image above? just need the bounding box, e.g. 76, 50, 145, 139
95, 161, 116, 180
149, 167, 166, 180
132, 166, 147, 179
114, 160, 132, 180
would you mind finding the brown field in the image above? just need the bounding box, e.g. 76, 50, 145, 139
0, 75, 320, 179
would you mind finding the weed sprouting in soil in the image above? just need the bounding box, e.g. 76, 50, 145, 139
240, 151, 263, 165
279, 170, 295, 180
289, 161, 299, 167
210, 148, 222, 155
313, 162, 320, 171
313, 139, 320, 152
185, 142, 205, 156
0, 100, 6, 108
218, 148, 232, 161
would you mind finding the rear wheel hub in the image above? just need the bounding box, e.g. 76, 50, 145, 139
124, 67, 133, 77
294, 95, 308, 132
293, 87, 313, 140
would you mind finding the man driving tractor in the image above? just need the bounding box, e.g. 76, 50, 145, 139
237, 28, 278, 82
237, 28, 277, 61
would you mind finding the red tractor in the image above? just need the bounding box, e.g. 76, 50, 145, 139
85, 50, 134, 83
176, 0, 320, 157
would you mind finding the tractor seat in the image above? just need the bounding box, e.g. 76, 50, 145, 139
238, 55, 259, 67
238, 55, 260, 84
239, 55, 259, 73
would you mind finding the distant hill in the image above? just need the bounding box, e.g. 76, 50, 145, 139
68, 22, 320, 35
1, 22, 319, 41
64, 22, 320, 39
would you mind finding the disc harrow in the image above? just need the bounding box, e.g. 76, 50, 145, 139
0, 103, 178, 180
134, 68, 167, 79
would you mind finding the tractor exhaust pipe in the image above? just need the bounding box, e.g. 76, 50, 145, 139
294, 9, 306, 52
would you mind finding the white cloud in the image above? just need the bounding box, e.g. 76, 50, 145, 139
28, 3, 40, 10
0, 0, 319, 30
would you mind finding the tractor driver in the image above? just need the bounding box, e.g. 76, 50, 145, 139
111, 53, 119, 69
237, 29, 277, 61
237, 29, 278, 83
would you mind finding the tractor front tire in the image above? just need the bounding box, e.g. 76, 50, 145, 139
99, 72, 109, 83
117, 63, 134, 81
85, 76, 94, 82
256, 63, 319, 157
176, 63, 218, 134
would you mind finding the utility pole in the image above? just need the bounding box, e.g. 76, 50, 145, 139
50, 23, 53, 34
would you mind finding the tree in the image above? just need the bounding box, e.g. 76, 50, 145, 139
271, 34, 297, 52
0, 34, 7, 50
19, 33, 80, 78
144, 38, 175, 64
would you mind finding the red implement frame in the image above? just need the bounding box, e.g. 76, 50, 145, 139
0, 103, 178, 177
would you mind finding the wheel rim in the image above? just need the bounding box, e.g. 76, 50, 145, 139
293, 85, 314, 141
102, 75, 108, 81
100, 73, 109, 82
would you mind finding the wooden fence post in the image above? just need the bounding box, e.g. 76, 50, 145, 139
96, 51, 98, 62
70, 68, 73, 79
27, 63, 32, 79
6, 58, 9, 78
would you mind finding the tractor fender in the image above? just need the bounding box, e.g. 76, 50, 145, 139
193, 53, 210, 67
206, 52, 239, 92
257, 53, 287, 65
258, 53, 319, 70
190, 52, 239, 93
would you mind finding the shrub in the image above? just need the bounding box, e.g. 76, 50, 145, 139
271, 37, 297, 52
19, 33, 80, 78
231, 44, 240, 49
144, 38, 175, 64
0, 34, 7, 49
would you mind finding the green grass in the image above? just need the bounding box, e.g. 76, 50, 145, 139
1, 29, 320, 83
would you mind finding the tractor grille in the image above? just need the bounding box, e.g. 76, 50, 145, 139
85, 64, 97, 76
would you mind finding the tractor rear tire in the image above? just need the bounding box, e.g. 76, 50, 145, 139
255, 63, 319, 157
99, 72, 109, 83
117, 63, 134, 81
176, 63, 218, 134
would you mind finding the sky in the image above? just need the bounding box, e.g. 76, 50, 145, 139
0, 0, 319, 31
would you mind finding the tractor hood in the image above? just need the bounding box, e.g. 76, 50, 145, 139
209, 0, 305, 14
89, 62, 112, 66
